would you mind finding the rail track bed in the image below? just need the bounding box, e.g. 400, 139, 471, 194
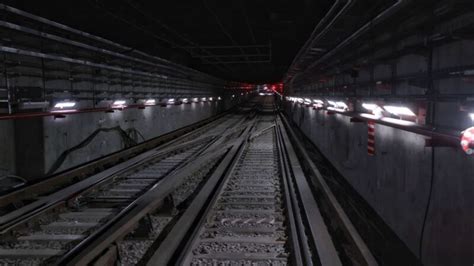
0, 140, 211, 265
181, 120, 288, 265
0, 96, 378, 266
0, 109, 251, 265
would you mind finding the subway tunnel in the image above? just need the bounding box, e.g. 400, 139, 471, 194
0, 0, 472, 265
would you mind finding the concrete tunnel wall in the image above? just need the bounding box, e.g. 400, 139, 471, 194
285, 103, 473, 266
2, 99, 235, 180
285, 38, 474, 266
43, 101, 229, 174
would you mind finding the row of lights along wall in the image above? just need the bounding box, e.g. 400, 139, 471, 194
0, 92, 255, 121
0, 4, 259, 120
280, 1, 474, 159
285, 96, 474, 155
54, 96, 224, 112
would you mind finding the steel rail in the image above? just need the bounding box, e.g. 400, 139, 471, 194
0, 136, 216, 234
56, 140, 221, 265
141, 97, 352, 266
0, 110, 235, 206
58, 141, 233, 265
55, 109, 258, 265
166, 111, 337, 265
0, 110, 252, 265
277, 118, 343, 265
0, 98, 380, 265
280, 113, 379, 265
146, 120, 255, 266
275, 124, 308, 265
173, 116, 291, 265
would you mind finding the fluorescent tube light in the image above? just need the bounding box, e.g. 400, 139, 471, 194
383, 105, 416, 116
144, 99, 156, 106
54, 101, 76, 109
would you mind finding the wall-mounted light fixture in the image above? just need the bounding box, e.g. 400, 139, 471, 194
167, 98, 175, 104
362, 103, 384, 118
327, 100, 348, 112
362, 103, 379, 111
144, 99, 156, 106
54, 101, 76, 109
312, 99, 324, 109
336, 101, 348, 109
313, 99, 324, 105
52, 101, 77, 115
383, 105, 416, 117
112, 100, 127, 109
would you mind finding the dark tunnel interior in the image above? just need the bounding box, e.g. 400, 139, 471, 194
0, 1, 472, 265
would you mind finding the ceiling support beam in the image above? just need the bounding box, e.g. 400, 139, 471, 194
240, 0, 262, 57
93, 0, 234, 74
202, 0, 252, 66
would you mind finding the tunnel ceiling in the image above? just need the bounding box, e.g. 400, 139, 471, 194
4, 0, 334, 83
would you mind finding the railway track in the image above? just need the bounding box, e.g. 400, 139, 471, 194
0, 141, 215, 265
145, 101, 377, 265
0, 107, 256, 265
0, 111, 246, 211
0, 96, 378, 266
178, 118, 290, 265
